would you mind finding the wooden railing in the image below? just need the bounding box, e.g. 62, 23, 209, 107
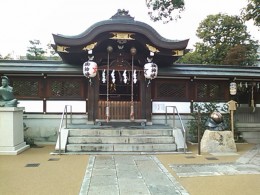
98, 101, 141, 120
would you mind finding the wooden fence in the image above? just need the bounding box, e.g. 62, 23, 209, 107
98, 101, 141, 120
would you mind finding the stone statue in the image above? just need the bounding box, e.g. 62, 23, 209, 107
205, 111, 226, 131
0, 76, 18, 107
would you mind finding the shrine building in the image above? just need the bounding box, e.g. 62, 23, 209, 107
0, 10, 260, 147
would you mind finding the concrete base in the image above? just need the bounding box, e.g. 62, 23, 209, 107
0, 107, 29, 155
173, 128, 187, 151
201, 130, 237, 153
55, 129, 69, 152
0, 142, 29, 155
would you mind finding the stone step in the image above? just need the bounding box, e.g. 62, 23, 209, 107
236, 123, 260, 143
240, 132, 260, 139
60, 125, 179, 153
236, 123, 260, 128
68, 136, 174, 144
66, 143, 177, 152
68, 129, 173, 137
237, 128, 260, 132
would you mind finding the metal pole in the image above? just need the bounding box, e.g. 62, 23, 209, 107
165, 106, 168, 125
106, 47, 112, 122
172, 106, 175, 128
130, 47, 136, 121
130, 54, 134, 120
197, 109, 201, 155
70, 105, 72, 125
59, 130, 61, 155
65, 106, 68, 128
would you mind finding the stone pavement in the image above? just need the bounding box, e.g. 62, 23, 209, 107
170, 144, 260, 178
79, 144, 260, 195
236, 144, 260, 165
79, 155, 189, 195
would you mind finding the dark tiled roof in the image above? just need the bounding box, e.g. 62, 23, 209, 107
0, 60, 80, 75
1, 60, 260, 80
159, 64, 260, 79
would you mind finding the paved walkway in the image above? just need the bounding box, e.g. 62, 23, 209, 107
79, 155, 189, 195
236, 144, 260, 165
79, 144, 259, 195
171, 144, 260, 178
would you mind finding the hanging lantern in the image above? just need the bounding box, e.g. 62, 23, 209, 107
83, 60, 97, 78
144, 62, 158, 80
229, 82, 237, 95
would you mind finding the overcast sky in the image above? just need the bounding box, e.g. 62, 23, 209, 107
0, 0, 259, 57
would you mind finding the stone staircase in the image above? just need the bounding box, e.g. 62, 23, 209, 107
235, 107, 260, 144
56, 124, 178, 154
236, 123, 260, 144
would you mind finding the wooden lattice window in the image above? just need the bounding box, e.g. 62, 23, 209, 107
47, 78, 84, 99
196, 81, 226, 101
154, 80, 188, 101
12, 78, 41, 98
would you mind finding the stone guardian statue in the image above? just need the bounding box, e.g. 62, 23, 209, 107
0, 76, 18, 107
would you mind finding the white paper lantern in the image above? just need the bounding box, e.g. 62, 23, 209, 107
229, 82, 237, 95
83, 61, 97, 78
144, 62, 158, 80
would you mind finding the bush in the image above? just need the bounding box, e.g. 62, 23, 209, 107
23, 122, 36, 147
187, 102, 230, 143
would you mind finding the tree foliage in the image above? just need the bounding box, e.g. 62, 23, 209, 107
241, 0, 260, 27
47, 42, 61, 60
26, 39, 46, 60
175, 51, 203, 64
145, 0, 185, 23
178, 14, 258, 66
223, 44, 256, 65
0, 53, 12, 60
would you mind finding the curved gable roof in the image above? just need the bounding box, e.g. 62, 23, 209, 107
53, 9, 189, 50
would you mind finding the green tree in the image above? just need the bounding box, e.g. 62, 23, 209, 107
46, 42, 61, 60
26, 39, 46, 60
0, 53, 12, 60
176, 51, 202, 64
178, 14, 258, 66
146, 0, 185, 23
223, 44, 258, 65
241, 0, 260, 27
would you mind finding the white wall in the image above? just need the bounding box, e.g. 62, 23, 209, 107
23, 114, 87, 144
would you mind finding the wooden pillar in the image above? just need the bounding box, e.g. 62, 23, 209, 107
227, 100, 237, 137
140, 77, 152, 123
145, 81, 152, 123
87, 76, 99, 123
140, 75, 146, 119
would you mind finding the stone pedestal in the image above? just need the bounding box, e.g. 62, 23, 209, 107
201, 130, 237, 153
0, 107, 29, 155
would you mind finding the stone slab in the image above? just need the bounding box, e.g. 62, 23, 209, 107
80, 155, 189, 195
170, 163, 260, 178
210, 152, 239, 156
201, 130, 237, 153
